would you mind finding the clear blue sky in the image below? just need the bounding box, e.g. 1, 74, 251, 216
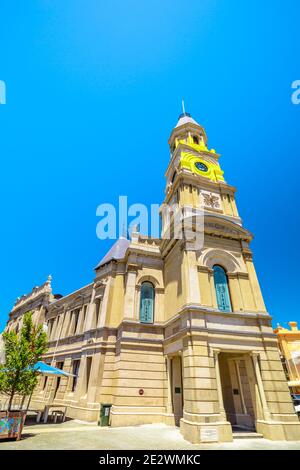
0, 0, 299, 331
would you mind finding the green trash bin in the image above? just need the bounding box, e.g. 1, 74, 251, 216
99, 403, 112, 426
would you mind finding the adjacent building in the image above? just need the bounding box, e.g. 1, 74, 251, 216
274, 322, 300, 394
3, 112, 300, 443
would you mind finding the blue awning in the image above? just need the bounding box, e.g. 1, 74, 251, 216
0, 361, 76, 377
32, 361, 75, 377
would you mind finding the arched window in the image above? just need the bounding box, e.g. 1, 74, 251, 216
213, 265, 232, 312
193, 135, 199, 144
140, 282, 155, 323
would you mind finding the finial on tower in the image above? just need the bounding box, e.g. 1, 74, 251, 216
178, 99, 191, 120
182, 99, 186, 115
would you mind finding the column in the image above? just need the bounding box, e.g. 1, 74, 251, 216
198, 266, 212, 307
245, 256, 266, 312
165, 357, 173, 414
55, 315, 64, 340
237, 272, 256, 311
123, 267, 137, 319
134, 285, 141, 321
61, 310, 71, 338
95, 297, 103, 328
77, 306, 85, 333
227, 273, 244, 312
221, 193, 233, 216
209, 268, 218, 308
184, 249, 201, 304
251, 352, 271, 421
213, 349, 226, 420
99, 279, 111, 328
50, 309, 66, 367
154, 288, 164, 322
86, 352, 101, 405
51, 315, 59, 340
76, 356, 88, 402
84, 287, 97, 331
230, 196, 239, 217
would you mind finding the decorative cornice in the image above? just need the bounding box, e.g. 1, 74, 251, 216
204, 218, 252, 242
48, 283, 93, 310
242, 251, 253, 261
227, 271, 249, 280
12, 276, 52, 312
197, 265, 213, 274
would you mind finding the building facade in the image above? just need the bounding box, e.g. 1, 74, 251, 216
4, 112, 300, 443
274, 322, 300, 394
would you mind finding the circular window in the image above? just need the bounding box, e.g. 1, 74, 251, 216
195, 161, 208, 172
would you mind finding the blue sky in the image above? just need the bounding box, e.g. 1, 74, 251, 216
0, 0, 299, 330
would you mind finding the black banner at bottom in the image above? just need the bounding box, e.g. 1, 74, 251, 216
0, 449, 295, 467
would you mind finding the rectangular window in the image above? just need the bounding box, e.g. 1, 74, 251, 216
83, 305, 88, 329
140, 282, 155, 323
69, 309, 80, 336
54, 361, 64, 398
213, 265, 232, 312
73, 309, 80, 334
43, 376, 48, 390
48, 318, 55, 338
86, 357, 92, 392
42, 362, 51, 390
72, 360, 80, 392
95, 300, 101, 328
52, 317, 60, 340
54, 377, 61, 398
55, 316, 61, 338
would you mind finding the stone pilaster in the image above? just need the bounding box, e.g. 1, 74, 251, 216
180, 342, 233, 444
123, 266, 138, 320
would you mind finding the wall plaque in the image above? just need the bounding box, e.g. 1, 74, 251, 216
200, 427, 219, 442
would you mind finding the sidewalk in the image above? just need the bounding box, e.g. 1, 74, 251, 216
1, 421, 300, 450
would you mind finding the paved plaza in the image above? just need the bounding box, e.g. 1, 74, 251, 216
1, 421, 300, 450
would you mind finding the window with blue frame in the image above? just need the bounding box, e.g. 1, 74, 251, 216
213, 265, 232, 312
139, 282, 155, 323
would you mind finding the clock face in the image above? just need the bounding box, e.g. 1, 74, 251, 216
195, 161, 208, 172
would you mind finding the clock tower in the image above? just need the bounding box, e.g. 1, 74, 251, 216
159, 111, 300, 442
163, 111, 239, 227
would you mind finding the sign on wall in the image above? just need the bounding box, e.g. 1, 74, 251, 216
200, 427, 219, 442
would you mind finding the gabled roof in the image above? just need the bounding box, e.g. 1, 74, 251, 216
95, 237, 130, 269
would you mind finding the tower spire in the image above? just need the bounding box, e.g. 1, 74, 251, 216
182, 99, 186, 115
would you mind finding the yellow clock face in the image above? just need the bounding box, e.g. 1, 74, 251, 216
180, 151, 225, 183
194, 161, 208, 173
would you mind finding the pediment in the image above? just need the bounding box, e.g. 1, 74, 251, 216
204, 215, 252, 242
